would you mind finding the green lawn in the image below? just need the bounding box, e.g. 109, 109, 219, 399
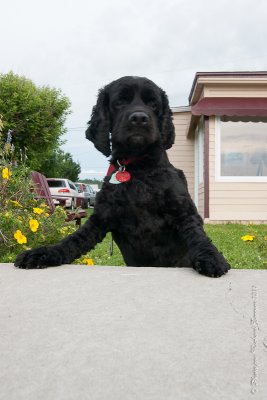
205, 224, 267, 269
76, 208, 125, 266
78, 210, 266, 269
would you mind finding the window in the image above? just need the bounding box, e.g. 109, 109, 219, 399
69, 182, 77, 191
47, 180, 66, 188
216, 116, 267, 181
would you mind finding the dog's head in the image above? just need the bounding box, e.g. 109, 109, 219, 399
86, 76, 175, 157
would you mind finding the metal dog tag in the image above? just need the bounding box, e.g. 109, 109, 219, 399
109, 160, 132, 184
109, 172, 121, 184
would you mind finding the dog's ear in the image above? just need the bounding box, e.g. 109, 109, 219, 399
85, 86, 111, 157
160, 89, 175, 150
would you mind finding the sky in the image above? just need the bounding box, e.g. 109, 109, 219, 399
1, 0, 267, 179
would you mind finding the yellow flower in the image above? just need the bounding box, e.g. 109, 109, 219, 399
2, 167, 12, 180
82, 258, 94, 266
33, 207, 44, 215
241, 235, 255, 242
264, 236, 267, 241
44, 213, 50, 217
14, 230, 27, 244
4, 212, 10, 217
29, 219, 39, 232
10, 200, 23, 207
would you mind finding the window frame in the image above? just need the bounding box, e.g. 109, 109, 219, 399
215, 116, 267, 182
194, 117, 204, 207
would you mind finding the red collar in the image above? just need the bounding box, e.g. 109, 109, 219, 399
106, 156, 146, 176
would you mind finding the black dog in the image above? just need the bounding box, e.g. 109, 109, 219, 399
15, 76, 230, 277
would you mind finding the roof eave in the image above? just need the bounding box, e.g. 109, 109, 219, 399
188, 71, 267, 105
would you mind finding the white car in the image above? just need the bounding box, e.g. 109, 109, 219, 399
46, 178, 79, 209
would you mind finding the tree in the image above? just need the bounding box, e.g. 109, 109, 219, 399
79, 177, 103, 188
41, 149, 81, 182
0, 71, 71, 170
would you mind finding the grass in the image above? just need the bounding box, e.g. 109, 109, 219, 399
205, 224, 267, 270
82, 232, 126, 266
78, 210, 266, 269
76, 208, 125, 267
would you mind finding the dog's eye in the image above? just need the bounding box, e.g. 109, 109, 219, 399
114, 89, 133, 108
115, 98, 128, 107
146, 100, 158, 111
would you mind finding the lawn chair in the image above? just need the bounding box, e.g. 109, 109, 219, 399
31, 171, 87, 227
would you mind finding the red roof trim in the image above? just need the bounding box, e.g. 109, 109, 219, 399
191, 97, 267, 116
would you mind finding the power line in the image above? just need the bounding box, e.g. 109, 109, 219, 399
66, 126, 87, 131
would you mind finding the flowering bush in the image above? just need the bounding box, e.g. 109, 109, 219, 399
0, 117, 76, 263
0, 165, 76, 262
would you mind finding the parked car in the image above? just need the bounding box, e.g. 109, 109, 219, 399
75, 182, 96, 208
84, 184, 96, 207
46, 178, 80, 209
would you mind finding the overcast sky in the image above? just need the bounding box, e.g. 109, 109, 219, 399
1, 0, 267, 179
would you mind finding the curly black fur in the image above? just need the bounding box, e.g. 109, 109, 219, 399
15, 76, 230, 277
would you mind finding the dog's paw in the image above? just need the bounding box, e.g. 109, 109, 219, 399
14, 247, 62, 269
193, 251, 230, 278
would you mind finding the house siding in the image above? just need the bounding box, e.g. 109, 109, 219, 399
204, 83, 267, 98
208, 116, 267, 222
168, 112, 194, 199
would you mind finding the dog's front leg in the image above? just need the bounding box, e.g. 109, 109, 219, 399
179, 214, 231, 277
14, 214, 107, 269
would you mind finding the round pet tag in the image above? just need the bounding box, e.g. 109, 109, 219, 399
115, 170, 131, 182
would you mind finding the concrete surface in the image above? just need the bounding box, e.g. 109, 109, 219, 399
0, 263, 267, 400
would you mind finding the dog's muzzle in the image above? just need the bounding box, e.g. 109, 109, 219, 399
128, 111, 149, 127
126, 111, 151, 145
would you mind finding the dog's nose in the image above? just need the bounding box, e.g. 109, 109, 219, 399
128, 112, 149, 126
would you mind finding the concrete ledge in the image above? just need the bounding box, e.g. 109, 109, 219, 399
0, 264, 267, 400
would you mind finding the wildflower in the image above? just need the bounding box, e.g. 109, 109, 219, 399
10, 200, 23, 207
264, 236, 267, 241
33, 207, 44, 215
44, 213, 50, 217
2, 167, 12, 180
82, 258, 94, 266
241, 235, 255, 242
14, 230, 27, 244
29, 219, 39, 232
6, 130, 13, 143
